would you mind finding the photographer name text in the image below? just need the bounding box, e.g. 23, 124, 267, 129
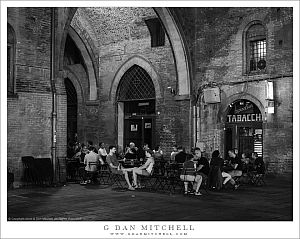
104, 224, 195, 231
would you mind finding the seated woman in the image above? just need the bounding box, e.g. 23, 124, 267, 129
132, 149, 155, 188
208, 150, 224, 190
209, 150, 238, 189
180, 155, 202, 196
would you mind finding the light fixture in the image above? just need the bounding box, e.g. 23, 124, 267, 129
266, 80, 274, 100
167, 86, 176, 96
267, 100, 275, 114
266, 80, 274, 114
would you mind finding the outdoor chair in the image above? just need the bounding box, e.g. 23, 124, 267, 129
138, 167, 156, 191
98, 163, 111, 185
85, 162, 99, 184
21, 156, 35, 185
166, 163, 184, 194
207, 166, 223, 190
66, 158, 81, 182
248, 171, 266, 186
8, 168, 14, 189
179, 165, 197, 194
151, 163, 168, 191
108, 166, 127, 189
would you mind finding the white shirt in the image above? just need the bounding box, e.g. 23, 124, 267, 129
98, 147, 107, 157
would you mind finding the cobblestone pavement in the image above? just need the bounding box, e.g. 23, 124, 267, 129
7, 175, 293, 221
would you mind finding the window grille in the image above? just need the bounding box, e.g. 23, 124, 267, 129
246, 23, 267, 73
250, 39, 266, 71
117, 65, 155, 101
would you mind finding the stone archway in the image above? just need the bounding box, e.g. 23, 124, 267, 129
63, 67, 85, 143
154, 7, 191, 96
110, 56, 160, 150
67, 27, 98, 101
218, 92, 266, 124
221, 95, 265, 158
59, 7, 190, 98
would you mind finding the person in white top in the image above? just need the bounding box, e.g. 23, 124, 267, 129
132, 149, 155, 188
170, 145, 178, 162
98, 142, 107, 163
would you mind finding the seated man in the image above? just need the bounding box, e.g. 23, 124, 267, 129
180, 155, 202, 196
227, 150, 243, 177
221, 150, 242, 189
132, 149, 155, 188
106, 145, 135, 191
194, 147, 209, 181
81, 146, 100, 184
175, 146, 187, 164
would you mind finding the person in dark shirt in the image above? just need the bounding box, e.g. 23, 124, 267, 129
175, 146, 187, 164
225, 150, 243, 189
227, 150, 243, 175
124, 142, 137, 160
252, 152, 265, 174
194, 147, 209, 179
107, 145, 135, 191
180, 154, 202, 196
208, 150, 224, 189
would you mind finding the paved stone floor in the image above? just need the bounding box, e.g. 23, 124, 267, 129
7, 175, 293, 221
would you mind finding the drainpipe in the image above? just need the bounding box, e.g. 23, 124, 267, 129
50, 7, 57, 183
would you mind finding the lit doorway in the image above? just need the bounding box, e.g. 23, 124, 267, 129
224, 99, 263, 157
117, 65, 156, 149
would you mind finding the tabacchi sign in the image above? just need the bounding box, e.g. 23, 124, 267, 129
227, 113, 262, 123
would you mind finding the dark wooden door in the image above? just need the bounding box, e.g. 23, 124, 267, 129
124, 117, 154, 149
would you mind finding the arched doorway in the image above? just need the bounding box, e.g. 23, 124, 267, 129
64, 78, 78, 157
117, 65, 156, 150
224, 99, 263, 157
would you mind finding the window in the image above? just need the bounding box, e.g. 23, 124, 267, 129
245, 23, 267, 73
7, 23, 16, 95
117, 65, 155, 101
145, 18, 165, 47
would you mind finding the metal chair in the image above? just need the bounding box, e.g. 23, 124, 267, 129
98, 163, 111, 185
108, 166, 127, 189
165, 163, 184, 194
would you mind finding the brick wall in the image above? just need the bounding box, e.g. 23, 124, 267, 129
174, 7, 293, 174
70, 7, 189, 156
7, 7, 293, 182
7, 8, 53, 185
7, 93, 52, 184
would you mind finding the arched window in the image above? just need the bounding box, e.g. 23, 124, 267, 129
7, 23, 16, 95
117, 65, 155, 101
145, 18, 165, 47
245, 22, 267, 73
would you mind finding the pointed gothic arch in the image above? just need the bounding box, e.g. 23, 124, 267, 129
110, 55, 162, 102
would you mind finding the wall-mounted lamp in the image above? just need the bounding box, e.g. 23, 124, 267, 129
167, 86, 176, 96
266, 80, 274, 114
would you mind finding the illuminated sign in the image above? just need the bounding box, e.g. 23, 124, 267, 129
227, 114, 262, 123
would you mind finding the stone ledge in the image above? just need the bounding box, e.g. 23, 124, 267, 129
174, 94, 190, 101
